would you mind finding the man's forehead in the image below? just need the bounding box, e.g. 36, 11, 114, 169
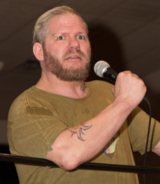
49, 13, 82, 22
48, 13, 87, 32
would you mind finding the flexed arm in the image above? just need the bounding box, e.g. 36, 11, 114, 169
47, 71, 147, 170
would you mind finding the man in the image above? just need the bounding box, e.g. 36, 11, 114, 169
7, 6, 160, 184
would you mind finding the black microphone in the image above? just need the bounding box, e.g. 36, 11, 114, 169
94, 60, 117, 83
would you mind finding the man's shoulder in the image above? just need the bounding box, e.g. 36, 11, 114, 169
11, 86, 35, 104
8, 86, 42, 116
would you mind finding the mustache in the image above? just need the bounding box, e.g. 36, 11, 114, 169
63, 49, 86, 59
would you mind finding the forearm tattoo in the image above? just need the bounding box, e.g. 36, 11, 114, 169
66, 124, 92, 141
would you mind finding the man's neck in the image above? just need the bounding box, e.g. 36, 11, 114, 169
35, 71, 88, 99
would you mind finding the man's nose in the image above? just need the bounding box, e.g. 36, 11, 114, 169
68, 37, 80, 50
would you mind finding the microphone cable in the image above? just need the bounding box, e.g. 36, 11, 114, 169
143, 97, 152, 184
94, 60, 154, 184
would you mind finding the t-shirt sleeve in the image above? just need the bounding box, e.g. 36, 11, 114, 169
8, 101, 67, 159
127, 106, 160, 155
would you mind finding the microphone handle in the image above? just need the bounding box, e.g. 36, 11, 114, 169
103, 67, 117, 83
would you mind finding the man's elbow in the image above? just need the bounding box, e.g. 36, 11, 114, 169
58, 158, 79, 171
48, 152, 80, 171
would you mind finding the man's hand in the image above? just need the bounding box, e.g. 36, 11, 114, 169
112, 71, 147, 110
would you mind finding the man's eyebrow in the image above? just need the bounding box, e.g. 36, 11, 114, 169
54, 31, 86, 35
77, 31, 86, 34
52, 32, 67, 35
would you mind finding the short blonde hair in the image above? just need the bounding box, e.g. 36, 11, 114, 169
33, 6, 88, 44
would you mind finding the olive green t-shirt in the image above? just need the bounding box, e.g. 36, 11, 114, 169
7, 80, 160, 184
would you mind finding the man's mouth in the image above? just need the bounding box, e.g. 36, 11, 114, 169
66, 55, 81, 60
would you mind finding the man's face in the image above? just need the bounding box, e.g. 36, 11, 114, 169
42, 13, 91, 81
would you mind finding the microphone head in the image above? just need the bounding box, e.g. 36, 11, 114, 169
94, 60, 110, 77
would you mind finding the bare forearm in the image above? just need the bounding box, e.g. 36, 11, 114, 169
47, 100, 133, 170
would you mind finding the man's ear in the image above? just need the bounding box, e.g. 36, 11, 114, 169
33, 43, 44, 61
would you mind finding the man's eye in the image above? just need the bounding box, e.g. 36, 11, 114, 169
57, 36, 65, 40
77, 35, 85, 40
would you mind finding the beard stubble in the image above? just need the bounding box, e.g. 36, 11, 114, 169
43, 47, 91, 81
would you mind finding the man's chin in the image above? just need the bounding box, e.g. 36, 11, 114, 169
51, 67, 89, 81
62, 65, 84, 71
63, 60, 85, 69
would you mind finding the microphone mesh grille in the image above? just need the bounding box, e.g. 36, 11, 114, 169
94, 61, 110, 77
